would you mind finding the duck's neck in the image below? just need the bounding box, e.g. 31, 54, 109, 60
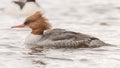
31, 28, 44, 35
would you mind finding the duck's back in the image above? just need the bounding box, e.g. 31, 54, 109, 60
43, 29, 91, 40
39, 29, 108, 48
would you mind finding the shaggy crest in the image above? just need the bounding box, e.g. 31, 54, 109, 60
24, 11, 51, 30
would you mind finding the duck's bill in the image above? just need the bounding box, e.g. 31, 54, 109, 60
11, 24, 25, 28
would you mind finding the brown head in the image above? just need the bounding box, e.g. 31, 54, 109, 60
24, 11, 51, 35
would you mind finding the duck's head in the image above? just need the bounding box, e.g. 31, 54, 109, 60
24, 11, 51, 35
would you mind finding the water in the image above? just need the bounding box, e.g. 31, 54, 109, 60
0, 0, 120, 68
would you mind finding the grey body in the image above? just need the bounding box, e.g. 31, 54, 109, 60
25, 29, 109, 48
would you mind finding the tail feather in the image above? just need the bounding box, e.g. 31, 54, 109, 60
89, 39, 115, 47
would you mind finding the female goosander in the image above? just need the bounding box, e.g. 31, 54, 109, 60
24, 11, 111, 49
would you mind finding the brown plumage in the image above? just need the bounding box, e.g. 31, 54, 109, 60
24, 11, 51, 30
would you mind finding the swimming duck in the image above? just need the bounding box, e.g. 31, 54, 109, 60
24, 11, 111, 49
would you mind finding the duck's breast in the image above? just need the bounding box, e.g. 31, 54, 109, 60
25, 34, 42, 49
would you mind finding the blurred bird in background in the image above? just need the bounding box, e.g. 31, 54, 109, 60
0, 0, 40, 17
0, 0, 41, 28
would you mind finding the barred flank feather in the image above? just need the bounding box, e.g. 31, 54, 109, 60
36, 39, 105, 48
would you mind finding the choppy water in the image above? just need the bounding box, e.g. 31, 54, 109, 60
0, 0, 120, 68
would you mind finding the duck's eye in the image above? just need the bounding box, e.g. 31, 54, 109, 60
24, 21, 29, 25
24, 19, 36, 25
24, 20, 32, 25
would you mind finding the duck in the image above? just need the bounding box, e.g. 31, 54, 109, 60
1, 0, 40, 17
23, 11, 111, 49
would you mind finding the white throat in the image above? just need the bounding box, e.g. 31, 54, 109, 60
25, 33, 42, 49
